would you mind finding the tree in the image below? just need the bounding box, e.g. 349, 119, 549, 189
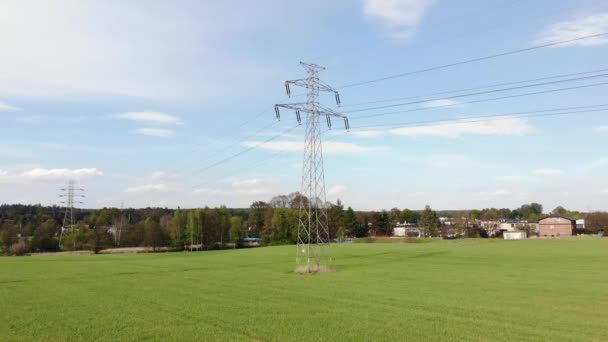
144, 218, 163, 251
585, 212, 608, 234
419, 205, 440, 237
401, 209, 419, 225
343, 207, 359, 237
327, 200, 345, 239
372, 211, 390, 236
229, 216, 243, 248
31, 219, 59, 252
170, 208, 186, 250
248, 201, 267, 238
1, 224, 19, 253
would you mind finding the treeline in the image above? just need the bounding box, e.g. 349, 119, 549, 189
1, 197, 607, 255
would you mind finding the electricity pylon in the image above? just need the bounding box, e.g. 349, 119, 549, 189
58, 179, 85, 235
275, 62, 349, 273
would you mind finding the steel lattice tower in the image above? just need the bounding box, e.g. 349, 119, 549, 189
275, 62, 349, 273
58, 179, 84, 234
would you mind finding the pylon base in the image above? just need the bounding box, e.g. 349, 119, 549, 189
294, 265, 335, 274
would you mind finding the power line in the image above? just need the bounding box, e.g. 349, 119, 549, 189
341, 67, 608, 108
337, 32, 608, 89
189, 124, 301, 175
187, 105, 608, 197
344, 73, 608, 115
350, 81, 608, 120
346, 104, 608, 131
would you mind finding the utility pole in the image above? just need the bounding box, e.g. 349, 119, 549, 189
58, 179, 85, 237
275, 62, 349, 273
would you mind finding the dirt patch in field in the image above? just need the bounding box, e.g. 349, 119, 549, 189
294, 265, 335, 274
31, 250, 93, 256
99, 247, 170, 254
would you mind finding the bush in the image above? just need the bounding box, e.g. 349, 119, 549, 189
10, 241, 29, 256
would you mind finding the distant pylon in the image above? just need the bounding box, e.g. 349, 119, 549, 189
275, 62, 349, 273
58, 179, 85, 235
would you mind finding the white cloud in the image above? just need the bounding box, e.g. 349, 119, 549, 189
389, 117, 533, 138
327, 185, 348, 198
0, 170, 8, 177
241, 140, 384, 153
232, 178, 266, 187
595, 125, 608, 132
532, 14, 608, 47
0, 101, 20, 111
194, 177, 274, 197
496, 175, 528, 182
125, 183, 172, 194
421, 99, 464, 108
533, 168, 563, 176
0, 1, 284, 100
587, 157, 608, 169
601, 189, 608, 194
135, 128, 173, 137
426, 155, 480, 169
116, 111, 179, 124
350, 130, 385, 138
147, 171, 176, 181
363, 0, 434, 40
20, 168, 102, 180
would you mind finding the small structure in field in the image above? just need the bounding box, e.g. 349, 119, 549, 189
503, 231, 527, 240
538, 215, 576, 238
392, 222, 422, 238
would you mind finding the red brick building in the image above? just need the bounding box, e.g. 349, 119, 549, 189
538, 215, 575, 238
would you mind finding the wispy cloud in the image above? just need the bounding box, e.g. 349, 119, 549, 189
595, 125, 608, 132
116, 111, 179, 124
363, 0, 434, 40
135, 127, 173, 137
125, 183, 172, 194
426, 154, 481, 169
0, 101, 20, 111
587, 157, 608, 169
533, 168, 562, 176
8, 167, 104, 181
327, 184, 348, 198
496, 175, 529, 182
389, 116, 533, 138
532, 13, 608, 47
421, 99, 464, 108
241, 140, 384, 153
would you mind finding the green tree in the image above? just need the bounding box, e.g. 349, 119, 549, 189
401, 209, 419, 225
328, 200, 345, 239
248, 201, 267, 238
31, 219, 59, 252
419, 205, 440, 237
229, 216, 243, 248
344, 207, 359, 237
170, 208, 186, 250
144, 218, 163, 251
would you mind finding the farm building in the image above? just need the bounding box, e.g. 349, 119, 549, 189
503, 231, 527, 240
538, 215, 575, 238
393, 222, 422, 238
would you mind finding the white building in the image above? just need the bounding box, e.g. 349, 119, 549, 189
503, 231, 527, 240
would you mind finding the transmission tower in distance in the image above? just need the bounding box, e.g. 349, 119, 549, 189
58, 179, 85, 235
275, 62, 349, 273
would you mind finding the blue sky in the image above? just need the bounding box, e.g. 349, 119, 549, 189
1, 0, 608, 211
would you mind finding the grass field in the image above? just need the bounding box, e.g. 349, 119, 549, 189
1, 238, 607, 341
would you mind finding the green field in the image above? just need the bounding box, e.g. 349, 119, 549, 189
1, 238, 607, 341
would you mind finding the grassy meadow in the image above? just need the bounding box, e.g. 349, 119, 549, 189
1, 238, 607, 341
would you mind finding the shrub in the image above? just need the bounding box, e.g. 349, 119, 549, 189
10, 241, 29, 256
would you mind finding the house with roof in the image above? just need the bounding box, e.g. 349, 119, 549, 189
538, 215, 576, 238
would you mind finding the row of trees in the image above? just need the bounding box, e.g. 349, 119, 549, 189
1, 199, 607, 255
